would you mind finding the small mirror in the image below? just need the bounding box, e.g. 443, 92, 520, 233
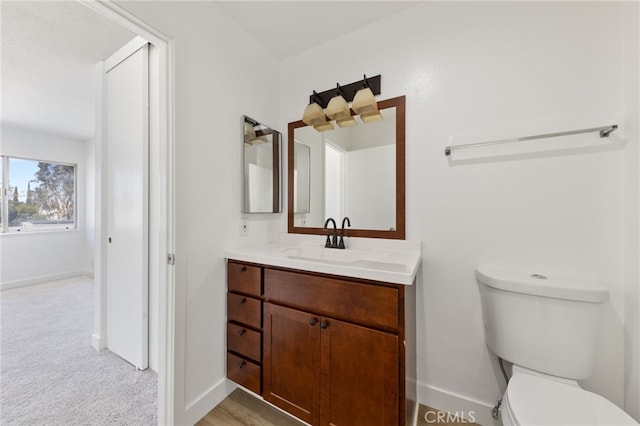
243, 116, 281, 213
288, 96, 405, 239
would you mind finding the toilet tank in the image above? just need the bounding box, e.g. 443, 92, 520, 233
476, 266, 609, 380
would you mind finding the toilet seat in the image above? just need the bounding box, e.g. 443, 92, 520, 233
502, 373, 638, 425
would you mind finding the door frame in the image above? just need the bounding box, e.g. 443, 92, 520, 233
80, 1, 176, 424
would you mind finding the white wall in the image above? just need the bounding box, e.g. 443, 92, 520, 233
623, 1, 640, 421
293, 125, 324, 227
0, 126, 93, 289
280, 2, 633, 423
115, 2, 639, 425
346, 144, 395, 229
116, 2, 281, 424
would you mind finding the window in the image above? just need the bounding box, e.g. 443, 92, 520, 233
0, 156, 76, 233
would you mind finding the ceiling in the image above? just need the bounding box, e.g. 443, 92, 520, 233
216, 2, 418, 60
1, 1, 135, 141
1, 1, 417, 141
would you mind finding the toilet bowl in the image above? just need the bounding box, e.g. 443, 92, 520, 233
475, 266, 638, 426
501, 367, 637, 426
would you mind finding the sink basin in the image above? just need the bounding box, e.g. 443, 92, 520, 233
281, 245, 363, 263
281, 245, 408, 273
224, 235, 421, 285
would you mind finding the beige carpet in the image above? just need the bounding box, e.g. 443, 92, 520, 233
0, 277, 157, 425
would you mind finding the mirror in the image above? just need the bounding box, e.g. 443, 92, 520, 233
243, 115, 281, 213
293, 141, 310, 214
288, 96, 405, 239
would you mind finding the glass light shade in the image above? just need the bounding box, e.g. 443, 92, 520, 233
326, 95, 350, 120
244, 122, 256, 139
360, 110, 383, 123
303, 102, 326, 126
249, 135, 269, 144
336, 116, 357, 128
313, 121, 335, 132
352, 87, 378, 115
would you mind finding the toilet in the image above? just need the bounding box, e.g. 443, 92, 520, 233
476, 266, 638, 426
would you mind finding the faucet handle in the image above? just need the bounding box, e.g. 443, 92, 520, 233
338, 217, 351, 249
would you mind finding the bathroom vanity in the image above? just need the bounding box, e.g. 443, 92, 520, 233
225, 236, 420, 426
227, 94, 417, 424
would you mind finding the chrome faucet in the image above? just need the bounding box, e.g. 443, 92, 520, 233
338, 217, 351, 249
323, 218, 339, 249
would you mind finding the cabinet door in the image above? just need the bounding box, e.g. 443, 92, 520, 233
264, 303, 320, 425
320, 318, 399, 426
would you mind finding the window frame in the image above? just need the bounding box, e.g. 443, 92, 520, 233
0, 155, 78, 234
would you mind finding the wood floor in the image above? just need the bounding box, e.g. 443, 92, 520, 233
197, 389, 479, 426
196, 389, 304, 426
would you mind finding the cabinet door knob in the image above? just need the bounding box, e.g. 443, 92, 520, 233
309, 318, 318, 326
238, 360, 246, 369
320, 321, 329, 329
238, 266, 247, 273
238, 297, 246, 305
238, 329, 246, 336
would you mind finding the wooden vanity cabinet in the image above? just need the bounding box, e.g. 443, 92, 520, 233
226, 260, 263, 395
226, 261, 416, 426
263, 268, 407, 426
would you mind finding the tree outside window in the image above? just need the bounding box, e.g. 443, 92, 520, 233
1, 157, 76, 232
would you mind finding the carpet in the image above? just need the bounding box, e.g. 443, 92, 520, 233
0, 277, 157, 425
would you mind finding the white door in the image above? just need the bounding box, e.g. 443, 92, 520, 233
105, 41, 149, 370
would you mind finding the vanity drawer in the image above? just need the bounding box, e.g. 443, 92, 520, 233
227, 352, 261, 395
227, 322, 261, 362
227, 293, 262, 329
264, 268, 399, 331
228, 261, 262, 297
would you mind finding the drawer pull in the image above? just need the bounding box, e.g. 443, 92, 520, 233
320, 321, 329, 330
238, 266, 247, 273
238, 329, 246, 336
238, 297, 246, 305
238, 360, 246, 369
309, 318, 318, 326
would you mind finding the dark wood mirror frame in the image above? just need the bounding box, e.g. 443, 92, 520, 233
287, 95, 406, 239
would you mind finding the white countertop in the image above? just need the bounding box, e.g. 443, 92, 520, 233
224, 233, 421, 285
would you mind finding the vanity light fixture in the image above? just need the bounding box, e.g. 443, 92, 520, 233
313, 121, 335, 132
244, 117, 270, 144
244, 121, 257, 140
303, 74, 382, 132
359, 110, 383, 123
326, 84, 350, 121
336, 116, 357, 128
302, 91, 327, 127
352, 75, 382, 122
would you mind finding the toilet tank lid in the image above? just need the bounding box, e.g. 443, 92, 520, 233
475, 266, 609, 303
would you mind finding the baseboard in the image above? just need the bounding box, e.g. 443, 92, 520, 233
418, 382, 498, 426
92, 333, 106, 351
0, 270, 94, 291
183, 377, 236, 426
408, 398, 419, 426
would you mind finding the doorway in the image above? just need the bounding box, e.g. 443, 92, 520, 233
81, 1, 175, 424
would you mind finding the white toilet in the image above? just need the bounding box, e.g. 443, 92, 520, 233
476, 266, 638, 426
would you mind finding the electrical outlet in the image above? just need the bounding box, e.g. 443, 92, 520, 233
240, 220, 249, 237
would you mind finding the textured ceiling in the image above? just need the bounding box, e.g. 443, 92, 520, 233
1, 1, 135, 141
